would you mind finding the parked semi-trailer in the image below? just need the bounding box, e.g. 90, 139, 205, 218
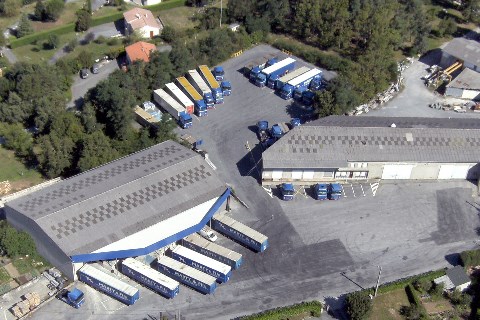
169, 245, 232, 283
186, 70, 214, 108
78, 264, 139, 305
275, 66, 310, 90
212, 214, 269, 252
175, 77, 208, 117
153, 89, 193, 129
198, 65, 223, 104
121, 258, 180, 299
280, 68, 322, 100
182, 233, 243, 270
256, 57, 296, 88
164, 82, 194, 114
156, 255, 217, 294
247, 56, 277, 81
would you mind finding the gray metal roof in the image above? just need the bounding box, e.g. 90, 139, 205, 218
446, 67, 480, 90
443, 38, 480, 68
263, 125, 480, 169
446, 266, 470, 287
310, 115, 480, 129
6, 141, 225, 256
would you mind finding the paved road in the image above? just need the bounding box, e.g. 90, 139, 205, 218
1, 46, 17, 64
67, 58, 120, 109
33, 44, 480, 320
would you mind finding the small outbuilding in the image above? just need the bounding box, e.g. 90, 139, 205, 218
434, 266, 471, 292
228, 23, 241, 32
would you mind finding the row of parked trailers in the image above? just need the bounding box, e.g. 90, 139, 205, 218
149, 65, 232, 129
77, 215, 268, 304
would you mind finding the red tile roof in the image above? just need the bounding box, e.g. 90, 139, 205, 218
125, 41, 157, 63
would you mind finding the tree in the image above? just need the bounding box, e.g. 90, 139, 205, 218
314, 90, 337, 118
226, 0, 256, 23
437, 18, 457, 37
33, 0, 45, 20
161, 25, 176, 43
144, 51, 175, 90
49, 111, 85, 143
0, 122, 33, 157
0, 222, 37, 257
77, 131, 119, 172
77, 49, 93, 68
35, 132, 75, 177
169, 41, 196, 75
46, 33, 59, 49
154, 114, 177, 143
17, 14, 34, 38
75, 8, 91, 32
65, 38, 78, 52
44, 0, 64, 21
462, 0, 480, 23
0, 0, 20, 17
345, 290, 372, 320
80, 102, 102, 134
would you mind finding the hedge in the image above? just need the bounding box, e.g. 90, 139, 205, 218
405, 284, 428, 317
9, 0, 186, 48
239, 301, 323, 320
9, 23, 75, 49
460, 248, 480, 268
376, 269, 446, 295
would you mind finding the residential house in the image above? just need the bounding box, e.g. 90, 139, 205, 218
123, 7, 162, 38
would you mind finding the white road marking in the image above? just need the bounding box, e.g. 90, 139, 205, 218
262, 186, 273, 198
360, 184, 366, 196
370, 182, 380, 196
351, 184, 356, 197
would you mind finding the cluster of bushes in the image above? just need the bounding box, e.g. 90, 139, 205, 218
460, 249, 480, 268
239, 301, 322, 320
402, 284, 429, 319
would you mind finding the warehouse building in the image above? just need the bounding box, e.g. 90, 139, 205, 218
445, 68, 480, 100
262, 116, 480, 185
441, 37, 480, 72
4, 141, 229, 279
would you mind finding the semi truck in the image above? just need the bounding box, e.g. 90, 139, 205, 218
153, 89, 193, 129
246, 56, 277, 81
257, 121, 269, 142
213, 66, 225, 81
56, 288, 85, 308
198, 65, 223, 104
77, 264, 139, 305
256, 57, 296, 88
221, 81, 232, 96
164, 82, 194, 115
328, 183, 343, 200
274, 66, 310, 90
280, 183, 295, 201
156, 255, 217, 294
212, 214, 269, 252
176, 77, 208, 117
302, 90, 316, 107
121, 258, 180, 299
313, 183, 328, 200
186, 70, 214, 108
182, 233, 243, 270
280, 68, 322, 100
169, 245, 232, 283
271, 122, 290, 139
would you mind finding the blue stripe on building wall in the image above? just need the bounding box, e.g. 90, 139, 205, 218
71, 188, 230, 263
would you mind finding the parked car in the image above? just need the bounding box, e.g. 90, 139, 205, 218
80, 68, 89, 79
198, 226, 217, 242
92, 63, 100, 74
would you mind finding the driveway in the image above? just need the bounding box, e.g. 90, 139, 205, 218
67, 58, 120, 109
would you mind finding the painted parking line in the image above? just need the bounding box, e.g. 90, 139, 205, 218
370, 182, 380, 196
263, 186, 273, 198
350, 184, 356, 197
343, 186, 347, 198
360, 184, 366, 196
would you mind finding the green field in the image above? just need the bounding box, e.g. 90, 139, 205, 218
370, 288, 410, 320
0, 147, 43, 192
0, 267, 11, 285
11, 32, 77, 63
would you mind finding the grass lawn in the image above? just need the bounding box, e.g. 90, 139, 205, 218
0, 268, 11, 285
31, 1, 83, 32
370, 288, 410, 320
11, 32, 77, 63
422, 297, 454, 315
0, 3, 36, 33
70, 40, 124, 60
12, 257, 34, 275
0, 147, 43, 193
156, 6, 199, 31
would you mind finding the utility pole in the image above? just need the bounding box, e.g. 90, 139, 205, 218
374, 266, 382, 297
220, 0, 222, 28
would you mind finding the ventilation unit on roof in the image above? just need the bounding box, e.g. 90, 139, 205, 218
390, 123, 396, 128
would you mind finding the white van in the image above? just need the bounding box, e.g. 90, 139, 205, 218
198, 226, 217, 242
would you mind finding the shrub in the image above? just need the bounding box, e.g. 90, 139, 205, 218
65, 38, 78, 52
107, 37, 120, 46
239, 301, 323, 319
460, 249, 480, 268
94, 35, 106, 44
345, 290, 372, 320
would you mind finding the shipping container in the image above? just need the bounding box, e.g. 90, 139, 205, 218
280, 68, 322, 100
78, 264, 139, 305
256, 57, 296, 87
164, 83, 194, 114
186, 70, 214, 108
198, 65, 223, 104
212, 214, 268, 252
153, 89, 192, 129
170, 245, 231, 283
121, 258, 179, 299
176, 77, 208, 117
156, 255, 217, 294
182, 233, 243, 270
275, 66, 310, 91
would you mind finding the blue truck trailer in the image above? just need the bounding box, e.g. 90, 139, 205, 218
221, 81, 231, 96
212, 214, 269, 252
182, 233, 243, 270
256, 57, 296, 87
176, 77, 208, 116
280, 68, 322, 100
274, 66, 310, 90
121, 258, 179, 299
78, 264, 139, 305
198, 65, 224, 104
156, 255, 217, 294
186, 70, 214, 108
280, 183, 295, 201
213, 66, 224, 81
314, 183, 328, 200
170, 245, 232, 283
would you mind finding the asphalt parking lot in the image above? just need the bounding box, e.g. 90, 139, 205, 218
34, 45, 480, 320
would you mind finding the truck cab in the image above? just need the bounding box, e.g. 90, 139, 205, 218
204, 93, 215, 109
213, 89, 224, 104
255, 73, 268, 87
179, 112, 193, 129
271, 123, 290, 140
57, 288, 85, 309
280, 183, 295, 201
250, 66, 262, 82
302, 91, 315, 107
280, 84, 294, 100
310, 76, 322, 91
267, 75, 279, 89
294, 85, 308, 100
221, 81, 231, 96
213, 66, 225, 81
195, 100, 208, 117
328, 183, 343, 200
290, 118, 301, 128
257, 121, 269, 142
313, 183, 328, 200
